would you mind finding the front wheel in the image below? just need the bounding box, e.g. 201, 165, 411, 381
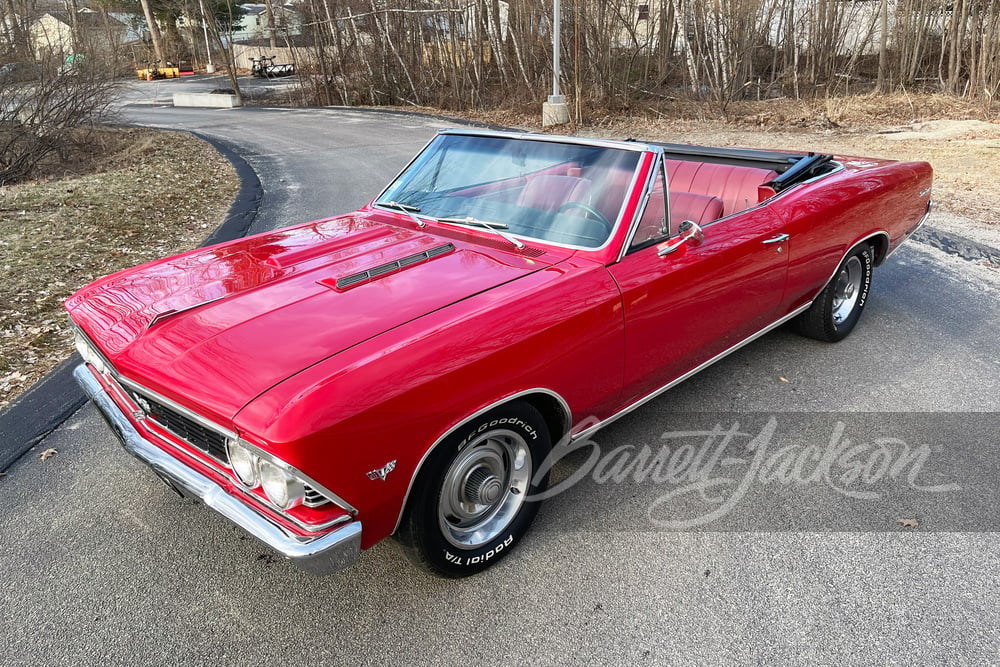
795, 243, 874, 342
397, 401, 551, 577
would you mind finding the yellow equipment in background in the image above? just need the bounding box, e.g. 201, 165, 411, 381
136, 64, 181, 81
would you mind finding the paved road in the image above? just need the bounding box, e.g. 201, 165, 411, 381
3, 80, 999, 664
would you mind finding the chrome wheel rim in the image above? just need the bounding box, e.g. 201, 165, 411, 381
438, 429, 531, 549
831, 256, 863, 326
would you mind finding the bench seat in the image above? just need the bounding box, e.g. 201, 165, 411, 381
665, 159, 778, 217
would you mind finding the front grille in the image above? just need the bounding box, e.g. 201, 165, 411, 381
116, 376, 330, 510
303, 486, 327, 507
125, 388, 230, 464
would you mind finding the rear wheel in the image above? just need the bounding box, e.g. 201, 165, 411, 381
795, 243, 874, 342
397, 401, 551, 577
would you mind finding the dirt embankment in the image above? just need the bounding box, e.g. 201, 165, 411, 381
0, 129, 239, 409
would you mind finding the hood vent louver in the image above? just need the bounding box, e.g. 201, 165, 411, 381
328, 243, 455, 291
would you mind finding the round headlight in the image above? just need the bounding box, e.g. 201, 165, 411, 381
227, 440, 259, 487
259, 460, 305, 510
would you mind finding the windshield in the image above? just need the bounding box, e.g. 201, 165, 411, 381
376, 134, 642, 249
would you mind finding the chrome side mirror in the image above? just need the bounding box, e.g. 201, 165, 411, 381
657, 220, 705, 257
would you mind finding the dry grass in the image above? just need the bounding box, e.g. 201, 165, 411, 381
0, 128, 238, 409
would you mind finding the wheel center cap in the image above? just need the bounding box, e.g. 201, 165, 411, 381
845, 284, 855, 298
465, 467, 503, 505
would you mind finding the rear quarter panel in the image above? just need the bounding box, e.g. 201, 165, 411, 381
769, 159, 932, 310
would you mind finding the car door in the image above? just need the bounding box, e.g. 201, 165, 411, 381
606, 159, 791, 403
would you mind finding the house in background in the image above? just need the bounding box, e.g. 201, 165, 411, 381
230, 3, 302, 44
28, 8, 145, 62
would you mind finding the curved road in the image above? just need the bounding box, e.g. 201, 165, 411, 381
2, 78, 999, 664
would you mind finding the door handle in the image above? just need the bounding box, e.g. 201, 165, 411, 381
762, 233, 789, 244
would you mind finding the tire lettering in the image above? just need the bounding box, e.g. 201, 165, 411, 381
459, 417, 537, 448
858, 251, 873, 308
444, 535, 515, 567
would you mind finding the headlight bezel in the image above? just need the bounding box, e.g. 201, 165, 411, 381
226, 438, 306, 510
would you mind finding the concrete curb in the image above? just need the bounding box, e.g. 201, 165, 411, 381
0, 132, 262, 472
173, 92, 240, 108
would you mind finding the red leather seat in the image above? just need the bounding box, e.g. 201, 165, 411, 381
669, 191, 724, 229
631, 190, 724, 246
666, 160, 778, 217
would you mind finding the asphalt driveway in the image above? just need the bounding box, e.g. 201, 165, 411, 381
2, 80, 999, 664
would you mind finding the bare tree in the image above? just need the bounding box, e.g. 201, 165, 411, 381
0, 61, 121, 184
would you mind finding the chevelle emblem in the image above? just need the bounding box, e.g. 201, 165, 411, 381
367, 460, 397, 481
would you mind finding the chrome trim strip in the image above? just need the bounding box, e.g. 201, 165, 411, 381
571, 302, 813, 442
75, 365, 362, 575
617, 150, 667, 261
437, 127, 654, 152
391, 387, 572, 534
802, 159, 844, 185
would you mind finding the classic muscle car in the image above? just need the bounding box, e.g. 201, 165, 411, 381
67, 129, 933, 576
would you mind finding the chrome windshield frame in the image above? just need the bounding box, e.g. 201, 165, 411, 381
371, 129, 653, 254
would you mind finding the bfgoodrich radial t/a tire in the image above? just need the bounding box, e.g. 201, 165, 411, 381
795, 243, 874, 342
397, 401, 551, 577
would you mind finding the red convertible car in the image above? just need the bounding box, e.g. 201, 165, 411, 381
67, 129, 932, 576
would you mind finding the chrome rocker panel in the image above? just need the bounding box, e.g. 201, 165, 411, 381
74, 364, 361, 575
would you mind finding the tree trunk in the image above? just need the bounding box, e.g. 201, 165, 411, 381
139, 0, 165, 64
876, 0, 889, 91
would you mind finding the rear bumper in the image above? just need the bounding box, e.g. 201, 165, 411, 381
74, 364, 361, 575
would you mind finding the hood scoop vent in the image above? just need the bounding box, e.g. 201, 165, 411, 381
324, 243, 456, 291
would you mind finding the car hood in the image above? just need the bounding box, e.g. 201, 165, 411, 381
66, 214, 553, 423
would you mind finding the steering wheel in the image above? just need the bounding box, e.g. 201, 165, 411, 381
556, 201, 613, 236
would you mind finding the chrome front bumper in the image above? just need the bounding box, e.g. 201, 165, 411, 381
74, 364, 362, 575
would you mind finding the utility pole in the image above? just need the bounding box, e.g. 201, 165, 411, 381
199, 0, 215, 72
542, 0, 570, 126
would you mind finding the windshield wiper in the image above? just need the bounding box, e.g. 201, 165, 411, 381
378, 200, 427, 228
436, 216, 524, 250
